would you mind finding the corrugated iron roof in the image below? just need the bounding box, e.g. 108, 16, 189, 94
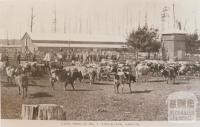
26, 33, 126, 43
33, 43, 125, 48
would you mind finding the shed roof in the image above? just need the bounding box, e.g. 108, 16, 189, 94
34, 43, 125, 48
24, 32, 126, 43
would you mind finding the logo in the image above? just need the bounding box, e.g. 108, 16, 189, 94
167, 91, 198, 122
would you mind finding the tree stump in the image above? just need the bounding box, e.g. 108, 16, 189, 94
37, 104, 66, 120
21, 104, 66, 120
21, 104, 39, 120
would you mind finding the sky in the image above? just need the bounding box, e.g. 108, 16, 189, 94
0, 0, 200, 39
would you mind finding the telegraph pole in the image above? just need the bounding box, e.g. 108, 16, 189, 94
194, 12, 198, 34
30, 7, 35, 32
173, 4, 176, 29
145, 11, 148, 27
53, 7, 57, 33
138, 10, 141, 28
64, 17, 66, 33
6, 31, 9, 45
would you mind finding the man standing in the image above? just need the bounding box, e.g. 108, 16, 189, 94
17, 51, 21, 64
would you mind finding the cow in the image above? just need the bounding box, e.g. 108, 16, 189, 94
113, 66, 136, 94
113, 71, 126, 93
71, 68, 83, 83
49, 67, 83, 90
5, 66, 16, 84
49, 68, 74, 90
14, 72, 29, 98
0, 61, 6, 72
161, 65, 178, 84
87, 67, 97, 85
6, 65, 29, 98
79, 66, 97, 85
135, 63, 150, 82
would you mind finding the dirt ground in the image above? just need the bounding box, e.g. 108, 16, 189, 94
1, 73, 200, 120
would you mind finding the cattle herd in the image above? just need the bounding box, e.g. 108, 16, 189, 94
1, 59, 200, 98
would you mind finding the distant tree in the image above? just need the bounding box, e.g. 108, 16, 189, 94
185, 33, 198, 53
126, 26, 160, 59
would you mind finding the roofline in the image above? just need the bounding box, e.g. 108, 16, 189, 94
23, 32, 126, 43
162, 33, 186, 35
32, 40, 125, 44
21, 32, 29, 40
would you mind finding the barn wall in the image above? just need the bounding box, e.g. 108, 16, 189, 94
21, 33, 38, 53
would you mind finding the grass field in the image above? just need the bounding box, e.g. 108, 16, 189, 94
1, 73, 200, 120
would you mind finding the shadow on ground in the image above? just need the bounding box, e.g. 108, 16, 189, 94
1, 81, 16, 87
30, 92, 53, 98
64, 88, 103, 92
92, 82, 112, 86
131, 90, 152, 94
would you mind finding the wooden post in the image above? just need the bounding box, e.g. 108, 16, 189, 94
21, 104, 66, 120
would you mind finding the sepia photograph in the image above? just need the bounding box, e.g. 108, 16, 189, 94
0, 0, 200, 126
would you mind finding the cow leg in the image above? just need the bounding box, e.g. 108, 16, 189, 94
50, 79, 55, 90
10, 78, 13, 85
70, 82, 75, 90
128, 82, 132, 93
121, 83, 124, 93
25, 87, 28, 97
114, 83, 116, 93
116, 83, 120, 94
64, 82, 68, 91
18, 86, 21, 95
7, 77, 10, 83
173, 78, 175, 84
22, 88, 24, 98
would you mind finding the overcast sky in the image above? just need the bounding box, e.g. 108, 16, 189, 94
0, 0, 200, 39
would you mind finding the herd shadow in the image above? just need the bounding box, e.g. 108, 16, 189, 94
116, 90, 152, 94
131, 90, 152, 94
92, 82, 112, 86
30, 92, 53, 98
1, 80, 48, 88
173, 82, 189, 85
64, 88, 103, 92
1, 81, 16, 87
148, 79, 165, 83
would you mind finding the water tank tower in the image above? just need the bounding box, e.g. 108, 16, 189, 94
162, 30, 186, 61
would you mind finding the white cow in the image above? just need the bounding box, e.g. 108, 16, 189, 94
135, 63, 150, 82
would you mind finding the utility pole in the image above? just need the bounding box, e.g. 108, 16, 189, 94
53, 7, 57, 33
79, 15, 82, 33
6, 31, 9, 45
64, 17, 66, 33
161, 6, 169, 32
30, 7, 35, 33
145, 11, 148, 27
173, 4, 176, 29
138, 10, 141, 28
194, 11, 198, 34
